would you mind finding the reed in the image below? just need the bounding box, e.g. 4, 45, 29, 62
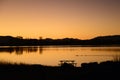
113, 55, 120, 62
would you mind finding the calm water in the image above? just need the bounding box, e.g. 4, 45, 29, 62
0, 46, 120, 67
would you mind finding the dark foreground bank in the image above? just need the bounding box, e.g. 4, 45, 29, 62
0, 61, 119, 80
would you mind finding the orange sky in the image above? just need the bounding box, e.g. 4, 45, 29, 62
0, 0, 120, 39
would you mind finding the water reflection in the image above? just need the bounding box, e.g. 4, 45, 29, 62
0, 46, 120, 55
91, 48, 120, 52
0, 46, 120, 66
0, 46, 40, 54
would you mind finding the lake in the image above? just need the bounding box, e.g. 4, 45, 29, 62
0, 46, 120, 67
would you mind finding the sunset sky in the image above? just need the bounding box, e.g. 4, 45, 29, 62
0, 0, 120, 39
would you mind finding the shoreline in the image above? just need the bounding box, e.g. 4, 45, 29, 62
0, 60, 119, 80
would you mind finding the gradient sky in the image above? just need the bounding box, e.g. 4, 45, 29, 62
0, 0, 120, 39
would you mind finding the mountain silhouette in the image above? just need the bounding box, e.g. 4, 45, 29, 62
0, 35, 120, 46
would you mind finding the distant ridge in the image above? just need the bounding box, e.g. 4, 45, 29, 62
89, 35, 120, 45
0, 35, 120, 46
92, 35, 120, 40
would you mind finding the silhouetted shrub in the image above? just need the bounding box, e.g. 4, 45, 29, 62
60, 63, 74, 68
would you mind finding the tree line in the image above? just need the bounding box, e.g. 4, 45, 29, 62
0, 35, 120, 46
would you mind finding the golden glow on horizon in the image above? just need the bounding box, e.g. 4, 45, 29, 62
0, 0, 120, 39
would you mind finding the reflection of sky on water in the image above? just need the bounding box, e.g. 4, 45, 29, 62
0, 46, 120, 54
0, 46, 120, 66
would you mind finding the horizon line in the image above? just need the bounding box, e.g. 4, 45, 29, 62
0, 34, 120, 40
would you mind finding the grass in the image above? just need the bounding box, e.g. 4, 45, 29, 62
113, 55, 120, 62
0, 60, 119, 80
0, 61, 27, 66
